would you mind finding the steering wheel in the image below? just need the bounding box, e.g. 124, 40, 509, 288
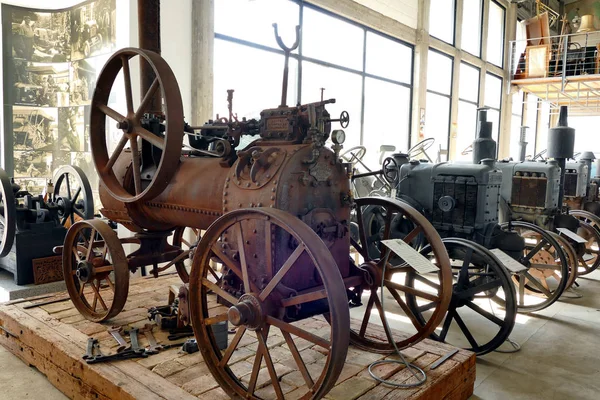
340, 146, 367, 164
533, 149, 547, 161
382, 156, 399, 187
407, 137, 435, 159
461, 144, 473, 156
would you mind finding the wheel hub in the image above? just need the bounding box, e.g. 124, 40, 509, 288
56, 196, 72, 216
76, 261, 95, 283
359, 262, 382, 289
116, 120, 133, 133
227, 294, 263, 330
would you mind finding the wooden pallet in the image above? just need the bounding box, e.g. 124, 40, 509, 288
0, 274, 475, 400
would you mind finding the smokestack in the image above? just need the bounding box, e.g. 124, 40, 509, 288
547, 106, 575, 210
518, 126, 529, 162
137, 0, 161, 114
472, 108, 496, 164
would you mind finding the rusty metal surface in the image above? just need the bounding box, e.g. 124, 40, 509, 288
62, 219, 129, 322
90, 48, 184, 203
137, 0, 161, 114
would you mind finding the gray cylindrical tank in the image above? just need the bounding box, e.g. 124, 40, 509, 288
580, 151, 595, 184
547, 106, 575, 159
595, 159, 600, 178
472, 108, 496, 164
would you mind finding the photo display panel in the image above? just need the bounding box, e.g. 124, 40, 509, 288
2, 0, 116, 203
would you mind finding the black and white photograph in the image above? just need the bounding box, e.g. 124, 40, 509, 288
14, 150, 53, 178
13, 60, 70, 107
13, 106, 58, 151
58, 106, 87, 152
69, 58, 96, 105
70, 0, 116, 61
10, 10, 70, 62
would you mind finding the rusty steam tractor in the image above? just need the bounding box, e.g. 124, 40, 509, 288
61, 25, 457, 399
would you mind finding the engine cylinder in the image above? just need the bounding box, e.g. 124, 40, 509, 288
472, 108, 496, 164
547, 106, 575, 160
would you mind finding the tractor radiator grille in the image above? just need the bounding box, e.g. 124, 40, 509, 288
432, 178, 478, 228
511, 175, 547, 208
563, 170, 578, 197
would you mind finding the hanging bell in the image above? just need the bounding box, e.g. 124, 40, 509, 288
577, 15, 595, 33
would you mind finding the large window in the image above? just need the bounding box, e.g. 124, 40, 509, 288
429, 0, 455, 44
461, 0, 483, 56
455, 63, 480, 160
509, 91, 524, 160
487, 1, 505, 67
214, 0, 413, 170
484, 73, 502, 146
426, 50, 453, 159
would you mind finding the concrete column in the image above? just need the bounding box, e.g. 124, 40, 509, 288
191, 0, 214, 126
411, 0, 431, 148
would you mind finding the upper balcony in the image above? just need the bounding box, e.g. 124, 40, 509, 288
509, 30, 600, 116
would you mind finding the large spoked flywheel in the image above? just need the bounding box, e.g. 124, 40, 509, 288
189, 208, 349, 400
0, 168, 16, 257
53, 165, 94, 228
90, 47, 184, 203
406, 238, 517, 356
348, 197, 453, 353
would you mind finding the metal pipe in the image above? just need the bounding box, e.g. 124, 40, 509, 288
138, 0, 161, 114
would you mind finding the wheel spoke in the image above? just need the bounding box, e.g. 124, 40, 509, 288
256, 329, 284, 400
202, 278, 238, 305
211, 245, 259, 293
78, 282, 86, 296
439, 306, 456, 342
105, 275, 115, 292
403, 225, 423, 244
350, 237, 367, 259
522, 239, 547, 262
73, 208, 85, 219
372, 294, 396, 345
453, 311, 479, 350
523, 272, 552, 297
259, 244, 305, 301
86, 229, 96, 260
246, 338, 264, 396
121, 55, 134, 114
387, 285, 423, 328
130, 137, 142, 195
135, 77, 160, 120
219, 326, 246, 367
90, 279, 108, 311
72, 247, 81, 262
98, 103, 126, 122
265, 315, 330, 349
235, 225, 251, 294
455, 279, 502, 299
135, 126, 165, 149
65, 174, 72, 199
281, 330, 314, 389
205, 313, 229, 326
72, 187, 82, 203
385, 280, 440, 303
411, 273, 440, 290
464, 301, 504, 326
106, 135, 129, 172
356, 206, 370, 261
359, 291, 376, 337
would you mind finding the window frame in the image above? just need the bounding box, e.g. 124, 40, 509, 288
460, 0, 484, 58
426, 48, 455, 154
213, 0, 415, 150
429, 0, 457, 46
487, 0, 506, 68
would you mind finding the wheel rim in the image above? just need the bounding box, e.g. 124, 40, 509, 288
171, 226, 200, 283
568, 210, 600, 275
0, 169, 16, 257
500, 222, 569, 312
53, 165, 94, 228
189, 208, 349, 400
90, 47, 184, 203
63, 219, 129, 322
545, 231, 578, 291
348, 197, 452, 352
406, 239, 517, 356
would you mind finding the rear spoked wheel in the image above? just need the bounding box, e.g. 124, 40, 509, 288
190, 208, 349, 399
405, 239, 517, 356
348, 197, 452, 352
500, 222, 568, 312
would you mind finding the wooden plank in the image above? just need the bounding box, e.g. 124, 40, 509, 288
0, 275, 475, 400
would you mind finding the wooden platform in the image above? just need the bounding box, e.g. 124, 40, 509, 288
0, 274, 475, 400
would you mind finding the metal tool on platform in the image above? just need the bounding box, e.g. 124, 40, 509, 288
108, 326, 128, 353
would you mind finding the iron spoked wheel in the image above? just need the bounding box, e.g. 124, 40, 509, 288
53, 165, 94, 228
348, 197, 452, 352
171, 226, 200, 283
405, 239, 517, 356
0, 168, 16, 257
567, 210, 600, 276
90, 47, 184, 203
189, 208, 349, 400
63, 219, 129, 322
500, 222, 569, 312
546, 231, 578, 291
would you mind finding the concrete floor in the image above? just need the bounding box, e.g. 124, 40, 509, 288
1, 270, 600, 399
